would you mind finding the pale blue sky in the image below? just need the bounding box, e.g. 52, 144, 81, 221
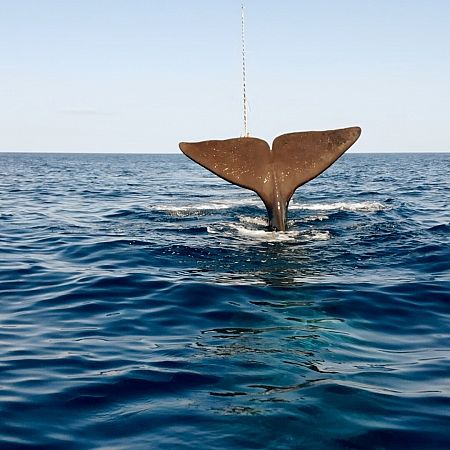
1, 0, 449, 153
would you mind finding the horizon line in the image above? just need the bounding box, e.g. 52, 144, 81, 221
0, 150, 449, 155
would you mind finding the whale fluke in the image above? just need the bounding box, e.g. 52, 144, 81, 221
179, 126, 361, 231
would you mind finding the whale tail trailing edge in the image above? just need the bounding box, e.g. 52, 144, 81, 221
179, 126, 361, 231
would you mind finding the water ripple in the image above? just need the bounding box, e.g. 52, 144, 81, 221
0, 153, 449, 449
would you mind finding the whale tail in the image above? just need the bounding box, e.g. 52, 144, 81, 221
179, 126, 361, 231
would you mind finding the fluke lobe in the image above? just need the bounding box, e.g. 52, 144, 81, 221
179, 127, 361, 231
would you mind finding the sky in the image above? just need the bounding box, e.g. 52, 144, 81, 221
0, 0, 449, 153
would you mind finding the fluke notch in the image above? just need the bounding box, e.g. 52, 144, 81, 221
179, 127, 361, 231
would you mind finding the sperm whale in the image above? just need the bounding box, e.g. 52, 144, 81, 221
179, 126, 361, 231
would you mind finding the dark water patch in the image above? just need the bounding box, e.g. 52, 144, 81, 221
428, 222, 450, 233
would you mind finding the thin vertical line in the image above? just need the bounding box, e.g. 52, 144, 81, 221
241, 3, 249, 137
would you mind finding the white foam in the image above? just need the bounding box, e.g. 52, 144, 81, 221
157, 200, 385, 217
158, 203, 229, 212
156, 198, 263, 215
301, 215, 330, 223
239, 216, 268, 226
207, 223, 331, 242
290, 201, 385, 212
157, 203, 230, 216
206, 225, 219, 234
229, 224, 301, 241
303, 230, 331, 241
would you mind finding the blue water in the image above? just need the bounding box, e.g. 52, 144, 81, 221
0, 152, 449, 449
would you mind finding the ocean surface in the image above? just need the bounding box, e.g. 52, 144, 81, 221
0, 152, 449, 449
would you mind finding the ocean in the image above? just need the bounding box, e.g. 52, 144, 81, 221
0, 152, 449, 449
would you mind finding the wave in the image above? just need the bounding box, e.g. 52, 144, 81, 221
290, 201, 386, 212
156, 200, 386, 217
228, 224, 301, 241
428, 223, 449, 233
155, 198, 262, 216
299, 214, 330, 223
238, 216, 268, 226
207, 223, 331, 242
2, 153, 449, 450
